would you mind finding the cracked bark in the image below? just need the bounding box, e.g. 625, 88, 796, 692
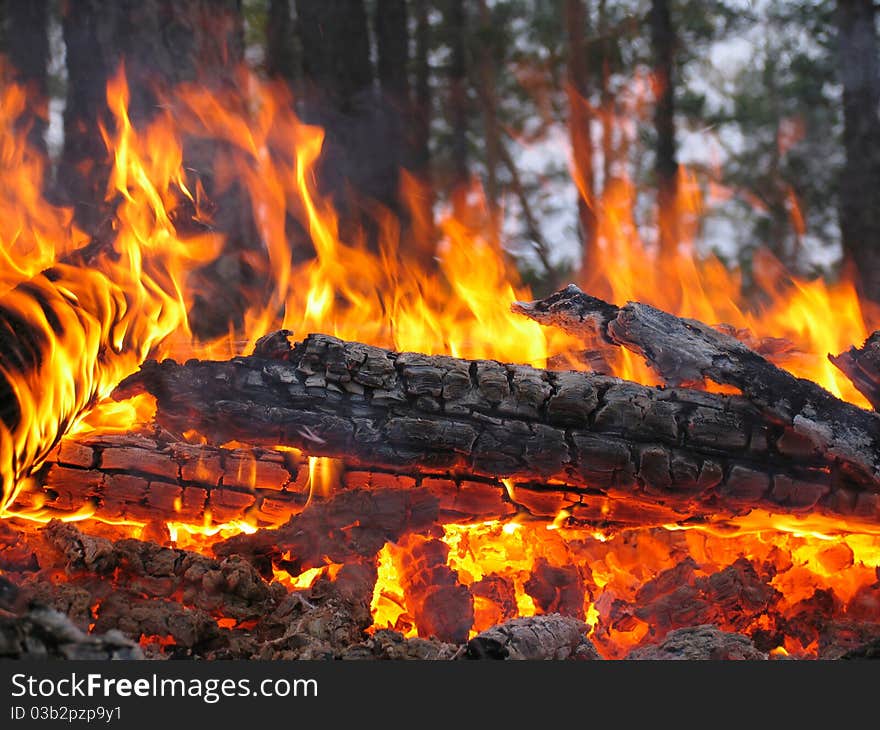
831, 331, 880, 411
514, 285, 880, 495
110, 331, 880, 522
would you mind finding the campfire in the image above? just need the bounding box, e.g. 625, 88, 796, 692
2, 45, 880, 661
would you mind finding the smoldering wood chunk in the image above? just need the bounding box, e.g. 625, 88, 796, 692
467, 614, 601, 660
396, 536, 474, 644
429, 478, 516, 521
0, 606, 143, 660
524, 558, 587, 619
253, 329, 294, 360
627, 558, 780, 637
0, 521, 39, 572
818, 621, 880, 659
255, 565, 377, 659
41, 521, 279, 621
700, 558, 781, 619
626, 625, 767, 660
100, 444, 180, 480
471, 574, 519, 627
512, 284, 619, 339
55, 440, 95, 468
214, 487, 440, 576
44, 520, 118, 574
342, 628, 460, 660
93, 593, 219, 649
830, 331, 880, 411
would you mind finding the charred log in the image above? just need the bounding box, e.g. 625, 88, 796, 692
0, 605, 143, 660
467, 614, 600, 660
831, 331, 880, 411
625, 625, 766, 660
214, 487, 439, 578
114, 331, 880, 521
12, 431, 700, 534
514, 285, 880, 492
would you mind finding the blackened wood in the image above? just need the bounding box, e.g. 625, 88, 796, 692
515, 285, 880, 492
831, 331, 880, 410
213, 487, 440, 577
0, 605, 143, 660
467, 614, 600, 660
625, 624, 766, 660
115, 331, 880, 520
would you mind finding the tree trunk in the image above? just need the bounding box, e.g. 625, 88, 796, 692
836, 0, 880, 303
447, 0, 469, 202
374, 0, 410, 220
266, 0, 298, 84
414, 1, 432, 178
113, 331, 880, 521
565, 0, 598, 272
57, 0, 114, 232
477, 0, 500, 229
4, 0, 50, 157
403, 0, 436, 268
649, 0, 679, 257
598, 0, 614, 193
296, 0, 408, 244
58, 0, 244, 233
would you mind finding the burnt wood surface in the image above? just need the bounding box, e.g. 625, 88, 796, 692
13, 431, 695, 532
831, 331, 880, 411
112, 331, 880, 521
514, 285, 880, 494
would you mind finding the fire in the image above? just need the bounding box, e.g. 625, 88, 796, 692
575, 79, 874, 404
0, 63, 879, 659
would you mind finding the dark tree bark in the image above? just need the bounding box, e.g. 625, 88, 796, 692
446, 0, 469, 201
836, 0, 880, 303
413, 1, 433, 178
598, 0, 614, 193
374, 0, 410, 219
649, 0, 679, 257
296, 0, 409, 241
57, 0, 114, 232
297, 0, 373, 115
58, 0, 244, 233
4, 0, 50, 157
477, 0, 500, 227
266, 0, 298, 84
114, 331, 880, 521
565, 0, 599, 272
404, 0, 436, 267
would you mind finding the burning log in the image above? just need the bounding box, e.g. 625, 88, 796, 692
12, 430, 699, 534
15, 431, 310, 526
113, 331, 880, 521
514, 285, 880, 493
831, 331, 880, 411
